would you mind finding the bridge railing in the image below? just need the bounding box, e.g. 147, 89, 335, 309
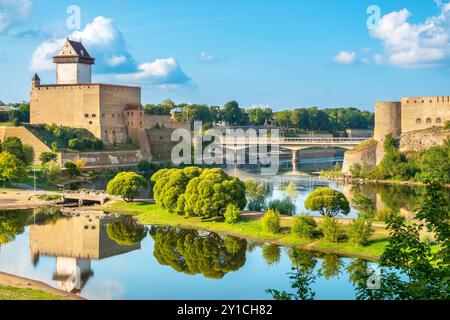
216, 137, 367, 144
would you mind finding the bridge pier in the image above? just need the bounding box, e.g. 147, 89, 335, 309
291, 150, 298, 173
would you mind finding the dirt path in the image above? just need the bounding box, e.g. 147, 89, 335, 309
0, 188, 60, 209
0, 272, 85, 300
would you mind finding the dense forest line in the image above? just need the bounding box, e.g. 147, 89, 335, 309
145, 99, 374, 134
1, 98, 374, 134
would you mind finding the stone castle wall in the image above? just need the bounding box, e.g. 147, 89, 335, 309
373, 102, 402, 141
400, 96, 450, 133
343, 96, 450, 175
61, 150, 144, 168
30, 83, 141, 144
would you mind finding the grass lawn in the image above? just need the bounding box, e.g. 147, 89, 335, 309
0, 285, 63, 300
23, 174, 60, 192
104, 201, 388, 260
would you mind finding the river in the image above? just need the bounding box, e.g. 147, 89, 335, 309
0, 159, 430, 300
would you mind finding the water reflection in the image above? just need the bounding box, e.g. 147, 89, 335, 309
29, 212, 144, 293
150, 227, 247, 279
226, 166, 430, 220
0, 209, 381, 299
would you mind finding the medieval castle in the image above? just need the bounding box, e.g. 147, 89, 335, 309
25, 38, 185, 165
343, 97, 450, 174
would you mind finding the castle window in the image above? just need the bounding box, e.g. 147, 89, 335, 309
112, 114, 115, 118
92, 114, 96, 118
436, 118, 442, 124
426, 118, 432, 124
89, 121, 93, 125
102, 114, 105, 118
416, 118, 422, 124
430, 100, 433, 103
105, 130, 108, 134
131, 112, 134, 116
84, 114, 89, 118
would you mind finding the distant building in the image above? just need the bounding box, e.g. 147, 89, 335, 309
346, 129, 373, 138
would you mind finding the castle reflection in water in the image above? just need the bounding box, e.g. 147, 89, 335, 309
29, 212, 141, 294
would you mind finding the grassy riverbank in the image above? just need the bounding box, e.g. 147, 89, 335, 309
104, 201, 389, 260
0, 285, 63, 300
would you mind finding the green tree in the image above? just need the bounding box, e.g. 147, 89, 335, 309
106, 216, 147, 246
180, 168, 247, 218
245, 180, 269, 211
0, 152, 27, 185
222, 101, 246, 126
64, 161, 80, 177
107, 172, 148, 202
8, 103, 30, 123
347, 214, 375, 246
151, 167, 202, 213
305, 187, 350, 218
1, 136, 33, 166
357, 184, 450, 300
42, 161, 61, 184
39, 152, 57, 164
320, 216, 342, 243
418, 142, 450, 184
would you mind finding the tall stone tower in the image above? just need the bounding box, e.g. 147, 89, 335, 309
53, 38, 94, 84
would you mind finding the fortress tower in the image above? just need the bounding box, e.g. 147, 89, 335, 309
373, 102, 402, 142
53, 38, 94, 84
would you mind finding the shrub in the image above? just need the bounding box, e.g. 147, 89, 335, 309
347, 215, 375, 246
68, 138, 90, 151
138, 160, 158, 174
261, 209, 281, 234
268, 197, 296, 216
224, 204, 241, 224
291, 213, 317, 239
39, 152, 57, 164
42, 160, 61, 183
65, 161, 80, 177
320, 216, 342, 243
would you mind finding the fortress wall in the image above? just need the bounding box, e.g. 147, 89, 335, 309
61, 150, 143, 168
342, 140, 378, 174
99, 85, 141, 144
373, 102, 402, 141
400, 96, 450, 133
0, 126, 53, 165
30, 84, 102, 138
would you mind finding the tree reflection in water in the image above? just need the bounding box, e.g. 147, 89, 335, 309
150, 226, 247, 279
106, 216, 148, 246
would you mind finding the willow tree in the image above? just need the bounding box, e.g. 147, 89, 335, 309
178, 168, 247, 218
150, 167, 202, 213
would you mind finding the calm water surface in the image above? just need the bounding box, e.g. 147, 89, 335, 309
0, 160, 425, 300
0, 209, 375, 300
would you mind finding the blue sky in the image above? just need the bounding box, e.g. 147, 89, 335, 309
1, 0, 450, 111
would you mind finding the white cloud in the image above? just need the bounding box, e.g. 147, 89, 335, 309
333, 51, 357, 64
0, 0, 32, 33
106, 54, 127, 67
117, 58, 190, 85
200, 51, 215, 63
29, 16, 191, 85
30, 16, 136, 73
370, 2, 450, 68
